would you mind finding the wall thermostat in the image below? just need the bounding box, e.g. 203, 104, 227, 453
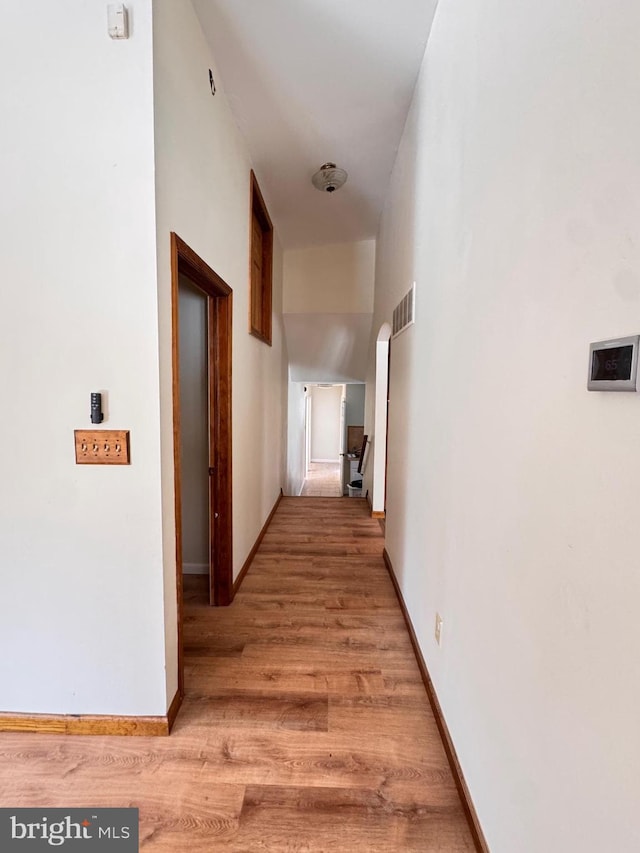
588, 335, 639, 391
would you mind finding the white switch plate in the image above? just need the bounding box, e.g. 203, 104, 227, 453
107, 4, 129, 39
435, 613, 443, 646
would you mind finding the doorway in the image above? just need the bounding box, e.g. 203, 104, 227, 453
300, 384, 343, 496
371, 323, 392, 517
171, 233, 233, 696
178, 277, 209, 585
299, 383, 365, 497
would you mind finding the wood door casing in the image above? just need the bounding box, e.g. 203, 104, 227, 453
251, 213, 264, 333
249, 171, 273, 345
171, 232, 233, 699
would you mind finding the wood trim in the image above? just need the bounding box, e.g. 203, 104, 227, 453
211, 292, 234, 606
249, 171, 273, 346
366, 490, 385, 519
0, 713, 170, 737
382, 548, 490, 853
1, 684, 184, 739
250, 170, 273, 232
166, 689, 183, 733
172, 233, 232, 297
232, 489, 283, 598
170, 234, 184, 699
171, 232, 234, 701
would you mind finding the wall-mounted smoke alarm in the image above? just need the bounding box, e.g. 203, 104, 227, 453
108, 4, 129, 40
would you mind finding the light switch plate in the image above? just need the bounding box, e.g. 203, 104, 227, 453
75, 430, 130, 465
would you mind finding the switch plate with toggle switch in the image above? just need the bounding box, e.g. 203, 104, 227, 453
74, 430, 130, 465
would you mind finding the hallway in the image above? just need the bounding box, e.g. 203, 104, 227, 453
300, 461, 343, 496
0, 498, 475, 851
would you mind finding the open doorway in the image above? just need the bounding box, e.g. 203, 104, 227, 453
171, 233, 233, 696
301, 384, 343, 496
178, 276, 209, 585
300, 383, 365, 497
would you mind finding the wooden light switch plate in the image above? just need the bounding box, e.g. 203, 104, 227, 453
74, 430, 130, 465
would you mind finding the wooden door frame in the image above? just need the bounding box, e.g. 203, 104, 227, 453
171, 232, 233, 696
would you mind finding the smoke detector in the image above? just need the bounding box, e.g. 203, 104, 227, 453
312, 162, 348, 193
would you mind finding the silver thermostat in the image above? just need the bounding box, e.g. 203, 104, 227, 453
588, 335, 639, 391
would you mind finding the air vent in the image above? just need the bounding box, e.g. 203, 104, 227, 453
392, 284, 416, 338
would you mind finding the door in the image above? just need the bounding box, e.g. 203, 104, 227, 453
178, 277, 209, 586
171, 233, 233, 697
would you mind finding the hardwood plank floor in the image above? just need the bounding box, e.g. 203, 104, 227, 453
0, 497, 475, 851
300, 462, 343, 496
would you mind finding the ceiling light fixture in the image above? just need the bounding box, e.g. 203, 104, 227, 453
311, 162, 348, 194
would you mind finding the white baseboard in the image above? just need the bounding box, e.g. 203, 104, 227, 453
310, 458, 340, 463
183, 562, 208, 575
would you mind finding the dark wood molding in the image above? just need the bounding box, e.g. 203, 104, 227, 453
210, 291, 234, 606
170, 233, 185, 699
382, 548, 490, 853
249, 171, 273, 346
0, 713, 171, 737
171, 233, 232, 297
166, 689, 183, 733
233, 489, 283, 598
171, 232, 234, 700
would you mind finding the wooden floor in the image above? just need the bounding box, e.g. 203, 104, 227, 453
300, 462, 343, 496
0, 498, 475, 852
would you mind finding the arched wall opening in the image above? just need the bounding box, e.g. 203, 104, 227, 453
372, 323, 392, 515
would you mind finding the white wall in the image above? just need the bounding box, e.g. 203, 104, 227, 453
367, 1, 640, 850
310, 385, 343, 461
0, 2, 167, 715
283, 240, 375, 383
283, 313, 374, 383
154, 0, 287, 701
363, 326, 391, 512
178, 276, 209, 573
284, 240, 375, 313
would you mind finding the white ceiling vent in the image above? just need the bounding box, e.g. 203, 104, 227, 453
392, 283, 416, 338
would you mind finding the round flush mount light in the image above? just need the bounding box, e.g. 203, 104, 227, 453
312, 162, 348, 193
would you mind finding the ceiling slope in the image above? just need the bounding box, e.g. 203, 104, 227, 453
193, 0, 439, 248
283, 313, 373, 383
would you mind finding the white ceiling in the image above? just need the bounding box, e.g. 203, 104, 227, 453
193, 0, 439, 248
283, 313, 373, 383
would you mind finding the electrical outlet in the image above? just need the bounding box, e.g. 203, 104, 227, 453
435, 613, 443, 646
74, 430, 130, 465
